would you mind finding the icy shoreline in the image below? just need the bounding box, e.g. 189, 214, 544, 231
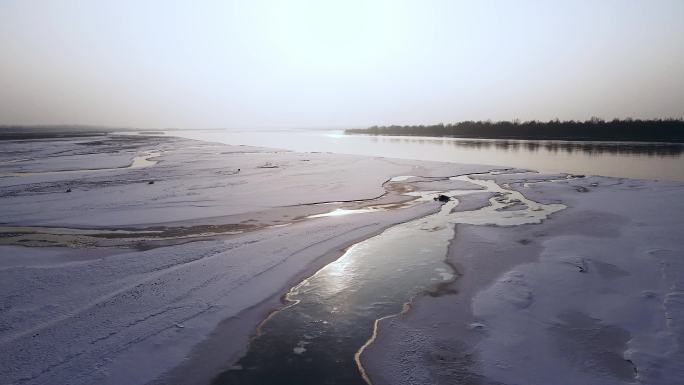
0, 134, 492, 385
1, 134, 682, 385
362, 172, 684, 385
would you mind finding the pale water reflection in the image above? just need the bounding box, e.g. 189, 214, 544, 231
211, 174, 565, 385
170, 129, 684, 181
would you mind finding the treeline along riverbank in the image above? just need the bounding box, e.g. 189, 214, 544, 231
345, 118, 684, 143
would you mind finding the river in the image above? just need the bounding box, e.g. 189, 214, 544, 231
167, 129, 684, 182
159, 128, 682, 384
210, 175, 565, 385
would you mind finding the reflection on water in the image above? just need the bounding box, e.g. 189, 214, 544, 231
372, 136, 684, 157
211, 175, 565, 385
307, 207, 382, 218
306, 201, 417, 219
169, 129, 684, 182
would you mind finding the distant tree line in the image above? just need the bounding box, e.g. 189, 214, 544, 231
344, 118, 684, 143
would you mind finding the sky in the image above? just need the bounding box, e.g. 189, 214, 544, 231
1, 0, 683, 129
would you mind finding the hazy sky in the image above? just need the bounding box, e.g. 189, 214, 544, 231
1, 0, 683, 129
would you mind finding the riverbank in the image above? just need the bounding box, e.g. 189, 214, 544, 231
0, 134, 491, 384
362, 171, 684, 385
169, 129, 684, 182
344, 118, 684, 143
1, 134, 682, 385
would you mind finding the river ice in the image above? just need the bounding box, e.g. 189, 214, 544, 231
0, 134, 493, 385
1, 134, 682, 385
362, 172, 684, 385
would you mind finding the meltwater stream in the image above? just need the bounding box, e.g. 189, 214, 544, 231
213, 174, 565, 385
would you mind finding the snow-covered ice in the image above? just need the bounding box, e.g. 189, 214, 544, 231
362, 172, 684, 385
0, 134, 490, 385
2, 134, 683, 385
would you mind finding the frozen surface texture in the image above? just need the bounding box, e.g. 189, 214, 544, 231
3, 135, 682, 385
0, 135, 485, 227
363, 173, 684, 385
0, 135, 491, 385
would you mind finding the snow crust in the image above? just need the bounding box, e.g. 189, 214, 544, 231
0, 134, 491, 385
0, 135, 486, 227
363, 173, 684, 385
4, 134, 682, 385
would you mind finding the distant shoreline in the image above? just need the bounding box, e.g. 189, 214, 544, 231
345, 118, 684, 143
0, 126, 125, 140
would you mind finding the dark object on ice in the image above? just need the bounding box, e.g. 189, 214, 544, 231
575, 186, 589, 193
237, 168, 240, 173
65, 188, 71, 193
258, 162, 278, 168
434, 194, 451, 202
576, 259, 588, 273
564, 258, 588, 273
148, 180, 155, 185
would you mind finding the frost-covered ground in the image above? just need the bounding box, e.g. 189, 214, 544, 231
0, 135, 461, 227
362, 172, 684, 385
1, 134, 682, 385
0, 135, 490, 385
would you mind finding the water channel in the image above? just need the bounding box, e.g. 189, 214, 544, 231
211, 174, 565, 384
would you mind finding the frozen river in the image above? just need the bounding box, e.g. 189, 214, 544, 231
210, 175, 565, 384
